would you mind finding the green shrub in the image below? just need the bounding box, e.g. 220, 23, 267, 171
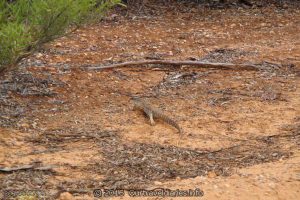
0, 0, 121, 72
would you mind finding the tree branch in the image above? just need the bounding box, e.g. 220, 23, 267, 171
85, 60, 260, 71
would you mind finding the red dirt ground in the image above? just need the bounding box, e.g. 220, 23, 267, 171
0, 3, 299, 200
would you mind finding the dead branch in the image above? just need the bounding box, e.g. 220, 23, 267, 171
0, 164, 56, 173
0, 165, 34, 172
85, 60, 260, 71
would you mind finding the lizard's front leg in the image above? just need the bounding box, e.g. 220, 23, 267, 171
149, 112, 155, 126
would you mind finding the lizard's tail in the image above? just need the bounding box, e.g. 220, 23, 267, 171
162, 115, 182, 134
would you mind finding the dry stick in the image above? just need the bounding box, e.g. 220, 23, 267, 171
0, 165, 56, 173
85, 60, 260, 71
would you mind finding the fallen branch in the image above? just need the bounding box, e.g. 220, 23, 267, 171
0, 164, 56, 173
85, 60, 260, 71
0, 165, 34, 172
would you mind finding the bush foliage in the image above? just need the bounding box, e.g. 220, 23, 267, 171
0, 0, 121, 72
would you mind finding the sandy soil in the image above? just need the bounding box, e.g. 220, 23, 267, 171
0, 3, 299, 200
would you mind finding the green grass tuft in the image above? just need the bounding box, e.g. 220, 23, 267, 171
0, 0, 121, 72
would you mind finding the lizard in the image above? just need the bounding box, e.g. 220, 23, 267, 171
132, 97, 182, 134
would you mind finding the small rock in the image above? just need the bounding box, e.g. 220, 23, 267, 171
272, 153, 278, 157
20, 123, 30, 128
58, 192, 75, 200
207, 171, 217, 178
36, 53, 43, 58
32, 122, 38, 129
55, 42, 62, 47
260, 23, 267, 27
154, 181, 163, 185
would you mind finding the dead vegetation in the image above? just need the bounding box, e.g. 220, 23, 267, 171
0, 1, 300, 199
